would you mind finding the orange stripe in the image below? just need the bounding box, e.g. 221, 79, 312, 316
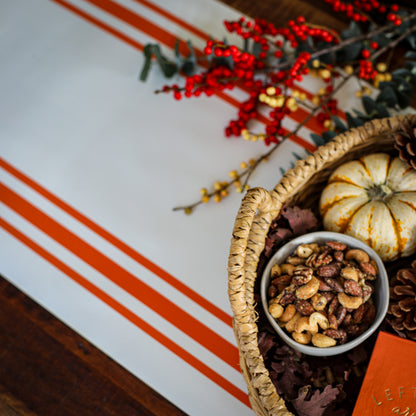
133, 0, 208, 41
51, 0, 144, 51
0, 216, 250, 408
83, 0, 198, 58
0, 182, 240, 372
0, 158, 232, 328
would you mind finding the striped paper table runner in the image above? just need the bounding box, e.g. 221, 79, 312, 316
0, 1, 365, 414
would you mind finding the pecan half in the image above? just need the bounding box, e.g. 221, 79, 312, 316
326, 241, 347, 251
344, 279, 364, 297
324, 329, 348, 344
292, 266, 313, 285
318, 263, 342, 278
324, 277, 344, 293
294, 299, 315, 316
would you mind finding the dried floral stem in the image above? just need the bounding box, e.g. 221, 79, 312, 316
172, 70, 355, 213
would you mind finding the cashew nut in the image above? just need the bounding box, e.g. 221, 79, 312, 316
268, 302, 284, 319
340, 266, 361, 282
279, 304, 297, 323
280, 263, 295, 275
296, 276, 320, 300
308, 312, 330, 333
345, 249, 369, 264
338, 292, 363, 309
284, 312, 302, 332
311, 333, 337, 348
271, 264, 281, 278
294, 316, 311, 334
286, 255, 305, 265
296, 244, 314, 258
311, 293, 327, 311
292, 331, 312, 345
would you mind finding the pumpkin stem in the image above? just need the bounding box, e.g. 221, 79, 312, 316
366, 184, 393, 201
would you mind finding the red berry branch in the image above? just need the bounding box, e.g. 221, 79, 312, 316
140, 1, 416, 214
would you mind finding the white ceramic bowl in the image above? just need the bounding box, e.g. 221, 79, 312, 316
260, 231, 389, 356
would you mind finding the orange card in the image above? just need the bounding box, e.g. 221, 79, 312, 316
352, 331, 416, 416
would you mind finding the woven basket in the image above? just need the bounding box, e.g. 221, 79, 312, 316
227, 113, 416, 416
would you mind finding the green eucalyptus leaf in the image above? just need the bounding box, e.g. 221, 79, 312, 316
396, 90, 411, 109
337, 42, 361, 62
406, 33, 416, 49
243, 38, 249, 52
405, 61, 416, 74
378, 81, 395, 90
322, 130, 337, 142
152, 44, 178, 78
371, 33, 390, 48
310, 133, 325, 146
352, 108, 367, 118
174, 39, 180, 58
332, 115, 347, 132
297, 40, 314, 55
139, 44, 153, 82
362, 96, 377, 115
346, 112, 365, 127
376, 85, 398, 107
341, 21, 362, 39
181, 60, 196, 76
393, 68, 410, 78
393, 75, 413, 94
186, 40, 197, 64
252, 41, 262, 58
215, 55, 234, 70
375, 102, 390, 118
405, 51, 416, 60
180, 40, 197, 76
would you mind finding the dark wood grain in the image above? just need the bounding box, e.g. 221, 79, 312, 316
220, 0, 350, 28
0, 276, 188, 416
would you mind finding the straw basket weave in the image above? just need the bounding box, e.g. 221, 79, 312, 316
227, 114, 416, 416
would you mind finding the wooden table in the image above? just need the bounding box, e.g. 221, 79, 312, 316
0, 1, 412, 415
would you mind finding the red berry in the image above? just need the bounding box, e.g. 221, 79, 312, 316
361, 49, 370, 59
387, 13, 396, 21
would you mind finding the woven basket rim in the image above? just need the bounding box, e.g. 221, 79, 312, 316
228, 113, 416, 416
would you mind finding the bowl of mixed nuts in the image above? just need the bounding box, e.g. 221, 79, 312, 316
260, 231, 389, 356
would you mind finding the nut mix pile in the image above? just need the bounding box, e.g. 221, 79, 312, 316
267, 241, 378, 347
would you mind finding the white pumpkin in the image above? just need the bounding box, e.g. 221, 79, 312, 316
320, 153, 416, 261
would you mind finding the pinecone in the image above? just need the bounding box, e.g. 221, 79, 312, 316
387, 260, 416, 340
393, 122, 416, 169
